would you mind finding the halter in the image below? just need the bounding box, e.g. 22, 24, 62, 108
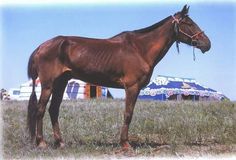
172, 15, 204, 61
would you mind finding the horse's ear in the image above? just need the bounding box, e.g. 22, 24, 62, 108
181, 5, 189, 16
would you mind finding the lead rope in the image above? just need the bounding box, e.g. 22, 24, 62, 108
176, 40, 180, 54
193, 46, 196, 61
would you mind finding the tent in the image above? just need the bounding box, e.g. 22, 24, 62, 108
18, 78, 112, 100
139, 75, 226, 101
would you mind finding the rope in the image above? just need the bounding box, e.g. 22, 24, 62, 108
193, 47, 196, 61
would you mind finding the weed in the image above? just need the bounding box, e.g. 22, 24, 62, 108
1, 100, 236, 158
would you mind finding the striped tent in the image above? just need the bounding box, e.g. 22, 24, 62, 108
139, 75, 226, 101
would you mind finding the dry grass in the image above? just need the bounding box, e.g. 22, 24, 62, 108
1, 99, 236, 159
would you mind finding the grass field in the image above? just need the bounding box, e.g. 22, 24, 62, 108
1, 99, 236, 159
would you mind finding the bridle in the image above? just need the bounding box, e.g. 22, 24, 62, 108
171, 15, 204, 60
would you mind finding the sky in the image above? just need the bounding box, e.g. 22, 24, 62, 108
0, 1, 236, 100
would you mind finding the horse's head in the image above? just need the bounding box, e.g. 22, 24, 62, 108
173, 5, 211, 53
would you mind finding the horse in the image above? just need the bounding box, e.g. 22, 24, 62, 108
27, 5, 211, 149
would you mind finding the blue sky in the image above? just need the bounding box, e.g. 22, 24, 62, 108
1, 2, 236, 100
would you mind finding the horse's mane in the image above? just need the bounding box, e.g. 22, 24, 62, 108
133, 16, 171, 33
110, 16, 171, 39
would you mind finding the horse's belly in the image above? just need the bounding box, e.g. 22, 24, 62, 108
71, 70, 124, 89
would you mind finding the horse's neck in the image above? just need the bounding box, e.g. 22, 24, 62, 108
137, 19, 175, 67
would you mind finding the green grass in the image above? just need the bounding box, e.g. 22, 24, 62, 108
1, 100, 236, 158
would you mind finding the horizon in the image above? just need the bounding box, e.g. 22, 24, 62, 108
1, 2, 236, 100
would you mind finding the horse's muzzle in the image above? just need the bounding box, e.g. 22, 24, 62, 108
196, 37, 211, 53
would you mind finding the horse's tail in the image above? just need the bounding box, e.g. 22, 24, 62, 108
27, 48, 38, 80
27, 48, 38, 141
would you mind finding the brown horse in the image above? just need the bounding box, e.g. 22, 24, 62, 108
27, 5, 211, 149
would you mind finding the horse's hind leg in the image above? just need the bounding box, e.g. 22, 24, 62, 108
36, 84, 52, 148
48, 72, 70, 148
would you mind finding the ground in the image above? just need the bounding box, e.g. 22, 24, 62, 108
1, 99, 236, 159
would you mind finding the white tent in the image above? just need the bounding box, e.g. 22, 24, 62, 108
18, 79, 112, 101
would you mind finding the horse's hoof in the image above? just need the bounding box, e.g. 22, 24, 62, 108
58, 142, 65, 149
115, 144, 135, 156
55, 140, 65, 149
37, 141, 48, 149
121, 142, 132, 151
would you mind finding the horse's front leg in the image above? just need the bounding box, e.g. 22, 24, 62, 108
120, 84, 140, 150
